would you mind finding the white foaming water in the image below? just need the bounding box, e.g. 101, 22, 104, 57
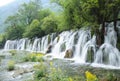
4, 22, 120, 69
73, 30, 92, 62
51, 31, 74, 58
93, 22, 120, 68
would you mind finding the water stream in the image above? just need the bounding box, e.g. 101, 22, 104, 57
4, 22, 120, 69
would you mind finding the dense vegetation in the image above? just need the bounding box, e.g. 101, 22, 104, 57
0, 0, 120, 48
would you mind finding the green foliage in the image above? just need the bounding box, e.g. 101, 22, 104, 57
52, 0, 120, 32
34, 63, 47, 80
7, 60, 15, 71
34, 62, 70, 81
23, 53, 44, 62
0, 34, 6, 48
56, 14, 70, 32
23, 19, 44, 38
85, 71, 98, 81
38, 9, 52, 21
41, 14, 58, 35
33, 61, 86, 81
5, 26, 24, 40
17, 1, 41, 25
5, 14, 24, 40
106, 73, 117, 81
2, 0, 120, 45
51, 0, 85, 30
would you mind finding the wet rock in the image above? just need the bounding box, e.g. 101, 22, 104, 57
87, 47, 94, 63
64, 49, 73, 58
12, 62, 39, 78
13, 69, 24, 78
60, 42, 66, 52
46, 45, 52, 53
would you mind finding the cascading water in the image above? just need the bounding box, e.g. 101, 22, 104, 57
93, 22, 120, 68
4, 22, 120, 68
73, 30, 91, 61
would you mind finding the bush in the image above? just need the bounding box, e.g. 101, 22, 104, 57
7, 60, 15, 71
106, 73, 117, 81
23, 53, 44, 62
85, 71, 98, 81
33, 62, 76, 81
23, 19, 44, 39
34, 63, 47, 81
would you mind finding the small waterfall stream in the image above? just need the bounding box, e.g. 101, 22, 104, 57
4, 22, 120, 68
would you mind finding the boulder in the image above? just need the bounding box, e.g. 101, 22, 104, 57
64, 49, 73, 58
46, 45, 52, 53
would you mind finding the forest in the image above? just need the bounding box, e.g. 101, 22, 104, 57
0, 0, 119, 48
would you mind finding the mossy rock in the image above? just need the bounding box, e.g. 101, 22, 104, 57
64, 49, 73, 58
57, 36, 60, 42
48, 34, 51, 44
74, 32, 79, 45
46, 45, 52, 53
86, 48, 94, 63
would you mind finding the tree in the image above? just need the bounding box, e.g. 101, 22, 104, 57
52, 0, 120, 46
41, 14, 58, 35
38, 9, 52, 21
51, 0, 84, 29
81, 0, 120, 46
23, 19, 44, 38
4, 0, 43, 39
0, 34, 6, 48
5, 15, 24, 40
17, 0, 41, 25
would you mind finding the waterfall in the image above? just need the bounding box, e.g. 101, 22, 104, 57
3, 22, 120, 68
94, 22, 120, 67
73, 30, 91, 61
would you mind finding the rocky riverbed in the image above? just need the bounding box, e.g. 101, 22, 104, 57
0, 50, 39, 81
0, 50, 120, 81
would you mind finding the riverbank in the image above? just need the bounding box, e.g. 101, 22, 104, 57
0, 50, 120, 81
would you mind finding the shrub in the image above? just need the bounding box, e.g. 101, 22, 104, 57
7, 60, 15, 71
34, 63, 47, 81
34, 62, 71, 81
23, 53, 44, 62
106, 73, 117, 81
85, 71, 98, 81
